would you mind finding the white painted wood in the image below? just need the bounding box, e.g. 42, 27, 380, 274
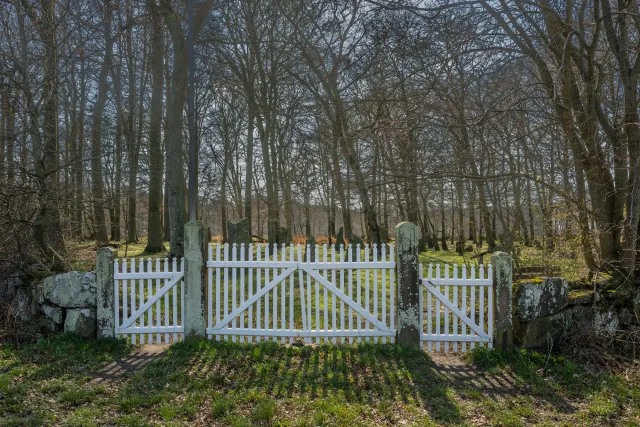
452, 264, 458, 352
389, 244, 395, 344
419, 263, 424, 350
423, 282, 488, 337
203, 243, 396, 345
435, 264, 440, 352
115, 259, 120, 339
130, 259, 136, 344
418, 262, 494, 353
444, 263, 449, 353
114, 256, 184, 344
427, 264, 433, 351
381, 244, 387, 344
163, 258, 169, 343
461, 265, 467, 353
206, 328, 395, 338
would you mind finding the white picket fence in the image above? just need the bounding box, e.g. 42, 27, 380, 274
114, 257, 185, 344
111, 246, 494, 352
420, 263, 493, 352
206, 243, 396, 344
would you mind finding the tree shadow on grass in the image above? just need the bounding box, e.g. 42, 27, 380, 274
118, 339, 580, 425
1, 335, 624, 426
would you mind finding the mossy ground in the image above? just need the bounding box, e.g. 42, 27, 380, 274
1, 334, 638, 426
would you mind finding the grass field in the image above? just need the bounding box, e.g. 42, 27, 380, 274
1, 334, 638, 426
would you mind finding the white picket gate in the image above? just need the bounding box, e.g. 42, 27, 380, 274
114, 257, 185, 344
206, 243, 396, 344
419, 263, 493, 352
110, 245, 494, 353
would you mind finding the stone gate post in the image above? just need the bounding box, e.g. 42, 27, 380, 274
491, 251, 514, 352
184, 220, 209, 339
96, 247, 115, 339
395, 222, 421, 347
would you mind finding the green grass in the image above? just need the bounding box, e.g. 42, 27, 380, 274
1, 334, 638, 425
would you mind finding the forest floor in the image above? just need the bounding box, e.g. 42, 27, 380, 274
1, 334, 639, 426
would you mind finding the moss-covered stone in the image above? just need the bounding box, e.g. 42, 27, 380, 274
516, 277, 568, 321
568, 290, 594, 305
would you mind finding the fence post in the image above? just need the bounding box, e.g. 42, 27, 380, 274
184, 220, 209, 340
395, 222, 420, 347
491, 251, 513, 352
96, 247, 115, 339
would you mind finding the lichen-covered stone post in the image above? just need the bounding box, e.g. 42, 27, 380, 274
96, 247, 115, 339
184, 220, 209, 339
395, 222, 420, 347
491, 251, 514, 352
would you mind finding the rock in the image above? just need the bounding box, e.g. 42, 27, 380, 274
568, 290, 594, 305
64, 308, 97, 339
619, 308, 633, 327
43, 317, 63, 332
0, 274, 23, 306
305, 235, 317, 262
43, 272, 97, 308
465, 245, 474, 252
227, 217, 251, 246
348, 234, 364, 247
515, 303, 599, 350
595, 310, 619, 335
336, 227, 345, 247
11, 287, 38, 322
515, 277, 568, 321
41, 304, 64, 324
515, 311, 567, 350
418, 237, 427, 253
278, 227, 291, 245
563, 304, 594, 330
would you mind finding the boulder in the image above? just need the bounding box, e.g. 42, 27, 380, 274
634, 292, 640, 322
515, 277, 568, 321
41, 304, 64, 325
305, 235, 317, 262
336, 227, 345, 247
514, 311, 567, 350
568, 290, 594, 305
379, 228, 389, 243
595, 310, 619, 335
43, 272, 97, 308
418, 237, 427, 253
227, 217, 252, 246
64, 308, 96, 339
0, 274, 23, 306
348, 234, 364, 247
278, 227, 291, 245
11, 287, 38, 322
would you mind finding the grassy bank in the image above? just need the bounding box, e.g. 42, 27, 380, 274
1, 334, 638, 426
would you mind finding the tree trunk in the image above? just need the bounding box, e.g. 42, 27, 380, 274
89, 1, 113, 248
145, 1, 165, 253
31, 0, 67, 268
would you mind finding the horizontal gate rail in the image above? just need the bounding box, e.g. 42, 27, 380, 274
114, 257, 184, 344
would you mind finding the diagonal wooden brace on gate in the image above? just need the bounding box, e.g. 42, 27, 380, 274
211, 266, 297, 329
301, 265, 391, 332
121, 275, 182, 329
422, 280, 488, 337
